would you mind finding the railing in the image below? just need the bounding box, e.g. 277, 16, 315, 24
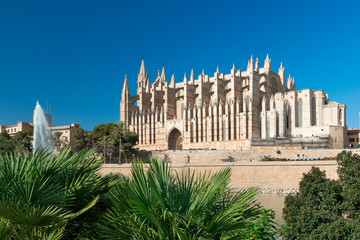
251, 137, 330, 149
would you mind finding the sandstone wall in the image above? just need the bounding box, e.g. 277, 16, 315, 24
99, 149, 360, 193
149, 149, 360, 164
99, 160, 338, 193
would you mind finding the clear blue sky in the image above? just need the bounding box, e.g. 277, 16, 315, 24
1, 0, 359, 131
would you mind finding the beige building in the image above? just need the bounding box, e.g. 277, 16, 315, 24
120, 56, 347, 150
346, 128, 360, 148
0, 113, 81, 146
0, 121, 33, 136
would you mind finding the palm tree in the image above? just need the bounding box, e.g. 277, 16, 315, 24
53, 132, 66, 152
96, 136, 115, 162
0, 136, 12, 154
0, 148, 119, 239
111, 121, 127, 164
99, 157, 277, 239
14, 140, 31, 154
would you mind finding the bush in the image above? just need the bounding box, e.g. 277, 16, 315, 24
261, 155, 272, 161
276, 150, 281, 155
0, 148, 118, 239
100, 157, 277, 239
282, 151, 360, 239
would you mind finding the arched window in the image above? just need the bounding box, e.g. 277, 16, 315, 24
311, 97, 316, 126
298, 99, 303, 128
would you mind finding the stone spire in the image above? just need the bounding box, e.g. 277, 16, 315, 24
183, 72, 188, 84
255, 57, 260, 71
138, 59, 149, 92
287, 74, 292, 89
214, 66, 220, 78
190, 68, 195, 84
122, 74, 130, 97
139, 59, 146, 76
120, 74, 131, 126
264, 54, 271, 71
232, 63, 236, 75
170, 74, 176, 88
160, 66, 167, 83
291, 77, 296, 90
248, 55, 254, 71
278, 62, 286, 88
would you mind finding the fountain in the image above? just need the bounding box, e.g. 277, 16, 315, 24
33, 101, 54, 153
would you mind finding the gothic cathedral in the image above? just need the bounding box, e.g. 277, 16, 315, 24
120, 55, 347, 150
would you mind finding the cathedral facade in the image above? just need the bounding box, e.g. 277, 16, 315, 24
120, 55, 347, 150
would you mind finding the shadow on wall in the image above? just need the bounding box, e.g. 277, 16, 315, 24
137, 150, 171, 163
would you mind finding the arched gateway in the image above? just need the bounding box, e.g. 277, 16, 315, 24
168, 128, 182, 150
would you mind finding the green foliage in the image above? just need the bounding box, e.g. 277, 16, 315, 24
14, 139, 31, 154
91, 123, 117, 141
97, 135, 115, 162
0, 148, 118, 239
76, 122, 139, 163
337, 151, 360, 218
276, 150, 281, 155
122, 131, 138, 160
53, 132, 66, 152
72, 127, 92, 152
100, 157, 277, 239
261, 155, 272, 161
243, 209, 277, 240
282, 151, 360, 239
0, 132, 13, 154
0, 129, 33, 154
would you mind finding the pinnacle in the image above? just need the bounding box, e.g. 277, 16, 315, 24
216, 66, 219, 73
266, 54, 270, 60
170, 74, 176, 87
122, 74, 129, 94
160, 66, 167, 82
139, 59, 147, 75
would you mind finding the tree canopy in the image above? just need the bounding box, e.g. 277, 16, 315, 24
282, 151, 360, 239
72, 123, 138, 163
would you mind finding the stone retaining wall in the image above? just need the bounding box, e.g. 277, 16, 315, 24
147, 149, 360, 164
99, 160, 339, 191
100, 149, 360, 191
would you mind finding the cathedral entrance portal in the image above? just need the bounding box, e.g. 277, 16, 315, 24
168, 128, 183, 150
